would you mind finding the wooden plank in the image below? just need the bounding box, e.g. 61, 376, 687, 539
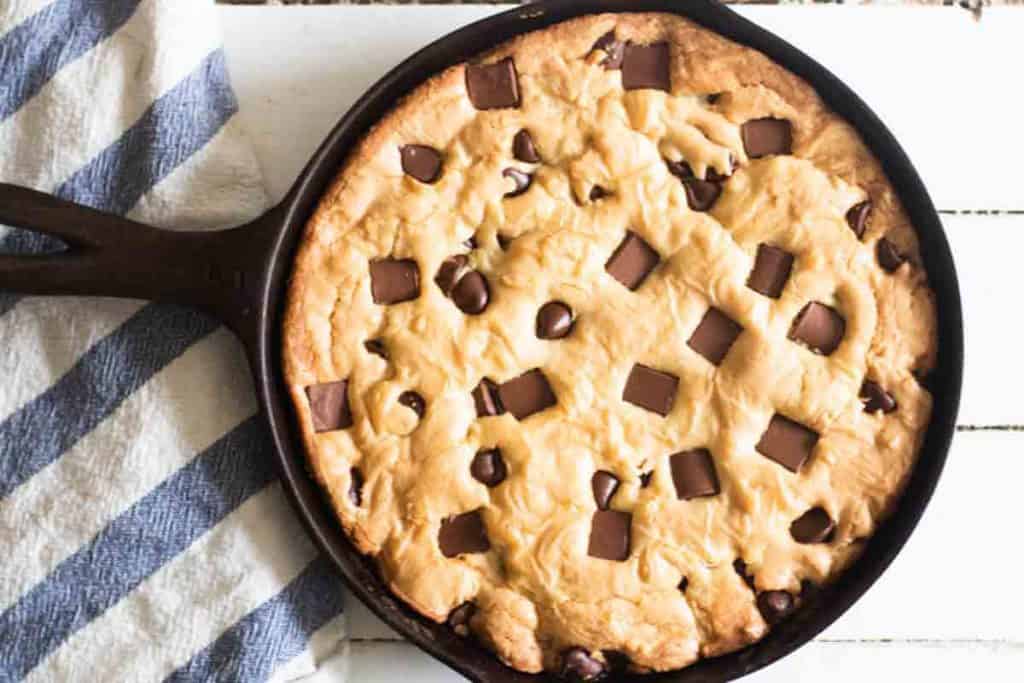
219, 5, 1024, 210
341, 430, 1024, 642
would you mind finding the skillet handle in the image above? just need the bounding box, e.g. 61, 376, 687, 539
0, 182, 282, 349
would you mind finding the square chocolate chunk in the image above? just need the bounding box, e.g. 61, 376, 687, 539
370, 258, 420, 305
605, 231, 660, 291
789, 302, 845, 356
622, 42, 670, 92
306, 380, 352, 433
747, 244, 794, 299
588, 510, 632, 561
670, 449, 720, 500
465, 57, 520, 110
756, 414, 819, 472
622, 364, 678, 416
498, 369, 557, 420
688, 308, 743, 366
439, 510, 491, 557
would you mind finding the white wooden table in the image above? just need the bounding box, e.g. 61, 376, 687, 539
219, 5, 1024, 681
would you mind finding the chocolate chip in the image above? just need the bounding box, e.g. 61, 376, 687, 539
622, 42, 670, 91
666, 160, 723, 211
789, 302, 845, 356
438, 510, 490, 557
349, 467, 364, 507
513, 129, 541, 163
472, 378, 504, 417
639, 470, 653, 488
561, 647, 606, 681
306, 381, 352, 432
400, 144, 442, 184
398, 391, 425, 419
497, 369, 557, 420
678, 577, 689, 593
592, 31, 624, 70
471, 448, 507, 487
706, 92, 722, 105
747, 244, 794, 298
496, 233, 511, 250
670, 449, 720, 500
591, 471, 620, 510
741, 118, 793, 158
756, 414, 819, 473
790, 507, 835, 544
364, 339, 387, 359
733, 558, 755, 589
370, 258, 420, 305
846, 200, 872, 240
688, 308, 743, 366
452, 270, 490, 315
860, 379, 897, 414
465, 57, 519, 110
502, 168, 532, 197
757, 590, 795, 625
447, 602, 476, 637
622, 363, 678, 416
536, 301, 574, 339
877, 237, 906, 272
588, 510, 631, 561
464, 236, 478, 250
605, 231, 660, 291
435, 254, 469, 296
588, 185, 610, 202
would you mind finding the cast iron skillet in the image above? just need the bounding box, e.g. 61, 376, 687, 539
0, 1, 962, 680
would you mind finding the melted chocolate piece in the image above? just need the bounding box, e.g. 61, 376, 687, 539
639, 470, 653, 488
757, 590, 795, 625
622, 42, 670, 91
399, 144, 442, 184
877, 237, 907, 272
513, 129, 541, 163
561, 647, 606, 681
678, 577, 689, 593
306, 380, 352, 432
465, 57, 520, 110
464, 235, 478, 250
747, 244, 794, 299
472, 378, 504, 417
349, 467, 364, 507
398, 391, 425, 419
471, 449, 507, 487
588, 185, 610, 202
591, 471, 620, 510
741, 118, 793, 158
364, 339, 387, 359
536, 301, 574, 339
666, 159, 723, 211
790, 507, 835, 544
592, 31, 624, 70
502, 168, 532, 197
496, 233, 512, 250
846, 200, 872, 239
688, 307, 743, 366
605, 231, 660, 291
497, 369, 557, 420
435, 254, 469, 295
447, 602, 476, 637
588, 510, 631, 561
370, 258, 420, 305
860, 379, 897, 414
438, 510, 490, 557
733, 558, 755, 589
451, 270, 490, 315
622, 363, 678, 417
789, 302, 845, 356
756, 414, 820, 473
670, 449, 720, 500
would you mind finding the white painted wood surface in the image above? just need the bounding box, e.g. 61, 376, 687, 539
219, 5, 1024, 681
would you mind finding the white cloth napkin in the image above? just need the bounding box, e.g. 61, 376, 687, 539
0, 1, 347, 680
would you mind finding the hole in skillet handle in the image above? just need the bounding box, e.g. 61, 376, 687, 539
254, 1, 962, 682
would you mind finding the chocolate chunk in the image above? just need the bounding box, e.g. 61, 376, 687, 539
561, 647, 606, 681
306, 381, 352, 432
502, 168, 532, 197
592, 31, 624, 70
788, 302, 845, 355
678, 577, 689, 593
706, 92, 722, 105
733, 558, 755, 589
435, 254, 469, 296
667, 160, 723, 211
790, 507, 835, 544
670, 449, 720, 500
349, 467, 364, 507
757, 590, 795, 625
370, 258, 420, 305
364, 339, 387, 359
639, 470, 653, 488
588, 185, 610, 202
688, 307, 743, 366
513, 129, 541, 163
846, 200, 872, 239
471, 448, 507, 487
398, 391, 425, 419
400, 144, 442, 184
464, 236, 478, 250
877, 237, 906, 272
497, 369, 556, 420
747, 244, 794, 298
741, 118, 793, 158
622, 42, 670, 91
756, 414, 819, 473
497, 233, 511, 250
622, 363, 678, 416
602, 651, 630, 674
605, 231, 660, 291
452, 270, 490, 315
438, 510, 490, 557
472, 378, 504, 417
536, 301, 574, 339
465, 57, 519, 110
587, 510, 631, 561
860, 379, 897, 414
447, 602, 475, 637
591, 471, 620, 510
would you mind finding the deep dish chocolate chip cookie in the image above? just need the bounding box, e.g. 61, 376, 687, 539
282, 12, 936, 678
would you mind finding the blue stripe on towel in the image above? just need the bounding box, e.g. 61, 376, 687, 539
0, 0, 145, 123
165, 556, 345, 683
0, 415, 274, 680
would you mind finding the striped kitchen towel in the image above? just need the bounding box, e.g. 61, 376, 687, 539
0, 1, 347, 681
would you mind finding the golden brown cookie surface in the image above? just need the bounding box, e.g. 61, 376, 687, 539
282, 12, 936, 677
